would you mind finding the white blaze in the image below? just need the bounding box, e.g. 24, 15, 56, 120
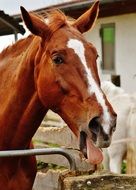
67, 39, 111, 134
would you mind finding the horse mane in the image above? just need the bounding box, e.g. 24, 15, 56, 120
0, 35, 35, 60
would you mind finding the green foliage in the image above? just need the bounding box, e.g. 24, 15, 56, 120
121, 160, 126, 174
47, 163, 67, 170
37, 161, 67, 171
37, 161, 48, 170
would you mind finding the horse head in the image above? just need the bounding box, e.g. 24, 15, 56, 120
21, 1, 117, 165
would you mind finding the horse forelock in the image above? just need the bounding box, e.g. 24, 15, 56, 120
40, 9, 68, 41
45, 9, 66, 25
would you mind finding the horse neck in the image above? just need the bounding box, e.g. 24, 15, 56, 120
0, 36, 48, 150
10, 92, 47, 149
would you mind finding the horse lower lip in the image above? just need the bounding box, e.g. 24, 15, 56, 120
79, 131, 87, 158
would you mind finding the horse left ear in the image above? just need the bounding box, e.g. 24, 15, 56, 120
73, 1, 99, 33
20, 6, 50, 38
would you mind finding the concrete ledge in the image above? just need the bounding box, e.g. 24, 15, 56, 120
33, 171, 136, 190
63, 174, 136, 190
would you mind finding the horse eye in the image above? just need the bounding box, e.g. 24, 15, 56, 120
53, 56, 64, 64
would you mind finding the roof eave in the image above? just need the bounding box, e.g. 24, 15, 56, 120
13, 0, 136, 23
0, 10, 25, 36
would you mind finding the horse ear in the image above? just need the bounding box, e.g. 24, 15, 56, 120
20, 6, 49, 37
73, 1, 99, 33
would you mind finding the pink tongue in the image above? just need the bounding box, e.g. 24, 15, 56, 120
86, 137, 103, 165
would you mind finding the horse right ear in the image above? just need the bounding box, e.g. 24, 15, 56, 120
20, 6, 50, 38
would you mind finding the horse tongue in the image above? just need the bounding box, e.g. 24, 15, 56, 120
86, 137, 103, 165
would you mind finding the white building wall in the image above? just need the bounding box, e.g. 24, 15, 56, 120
84, 13, 136, 93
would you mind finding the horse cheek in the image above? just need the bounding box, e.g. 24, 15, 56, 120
36, 73, 63, 108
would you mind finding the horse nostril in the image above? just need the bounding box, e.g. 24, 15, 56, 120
88, 117, 100, 135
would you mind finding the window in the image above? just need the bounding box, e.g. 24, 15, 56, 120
100, 23, 115, 72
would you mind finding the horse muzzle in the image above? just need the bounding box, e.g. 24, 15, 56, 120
79, 116, 116, 164
88, 116, 115, 148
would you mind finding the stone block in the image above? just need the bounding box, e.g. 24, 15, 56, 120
33, 126, 78, 149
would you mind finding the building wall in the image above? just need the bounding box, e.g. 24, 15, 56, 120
84, 13, 136, 93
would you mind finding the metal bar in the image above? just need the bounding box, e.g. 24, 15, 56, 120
14, 31, 18, 41
0, 148, 76, 171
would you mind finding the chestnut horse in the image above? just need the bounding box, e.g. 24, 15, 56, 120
0, 1, 116, 190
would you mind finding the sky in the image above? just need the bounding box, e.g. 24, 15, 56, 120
0, 0, 71, 51
0, 0, 70, 15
